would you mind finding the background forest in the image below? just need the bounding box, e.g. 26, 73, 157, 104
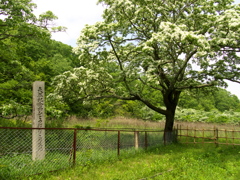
1, 0, 240, 128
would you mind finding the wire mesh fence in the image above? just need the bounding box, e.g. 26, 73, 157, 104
0, 128, 74, 179
0, 127, 164, 179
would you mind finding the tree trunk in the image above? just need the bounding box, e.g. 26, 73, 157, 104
164, 109, 178, 144
163, 90, 181, 144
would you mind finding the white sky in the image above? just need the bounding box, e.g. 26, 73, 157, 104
33, 0, 240, 99
33, 0, 104, 47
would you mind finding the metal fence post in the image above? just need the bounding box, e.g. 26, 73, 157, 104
73, 129, 77, 166
145, 131, 148, 149
118, 131, 120, 156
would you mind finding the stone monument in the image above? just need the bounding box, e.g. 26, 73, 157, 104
32, 81, 45, 160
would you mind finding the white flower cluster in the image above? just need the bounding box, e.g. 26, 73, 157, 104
154, 22, 209, 49
212, 9, 240, 46
217, 9, 240, 28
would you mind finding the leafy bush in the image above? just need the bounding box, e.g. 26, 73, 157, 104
175, 108, 240, 125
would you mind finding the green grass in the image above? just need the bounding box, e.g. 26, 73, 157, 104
0, 152, 71, 180
25, 144, 240, 180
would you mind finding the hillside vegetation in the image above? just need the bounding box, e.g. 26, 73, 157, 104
1, 0, 240, 128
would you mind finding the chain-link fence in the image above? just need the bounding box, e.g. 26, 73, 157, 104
0, 127, 164, 179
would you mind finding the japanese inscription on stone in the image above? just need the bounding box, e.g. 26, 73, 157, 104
32, 81, 45, 160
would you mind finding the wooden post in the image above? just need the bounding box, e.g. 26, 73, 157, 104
179, 125, 181, 142
225, 129, 228, 145
32, 81, 45, 160
194, 127, 196, 145
202, 128, 205, 145
232, 129, 235, 146
134, 131, 139, 149
176, 124, 179, 143
214, 127, 218, 147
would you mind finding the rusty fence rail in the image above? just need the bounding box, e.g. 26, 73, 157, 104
0, 127, 164, 179
176, 125, 240, 146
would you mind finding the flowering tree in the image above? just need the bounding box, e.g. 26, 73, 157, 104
53, 0, 240, 141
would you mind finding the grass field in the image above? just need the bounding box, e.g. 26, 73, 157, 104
27, 143, 240, 180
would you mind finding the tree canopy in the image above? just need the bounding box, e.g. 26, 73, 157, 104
0, 0, 71, 119
51, 0, 240, 139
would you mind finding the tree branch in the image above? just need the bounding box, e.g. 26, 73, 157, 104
176, 83, 214, 90
91, 95, 138, 101
134, 94, 167, 115
0, 114, 25, 119
88, 93, 167, 115
174, 48, 197, 84
224, 78, 240, 84
108, 34, 133, 94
